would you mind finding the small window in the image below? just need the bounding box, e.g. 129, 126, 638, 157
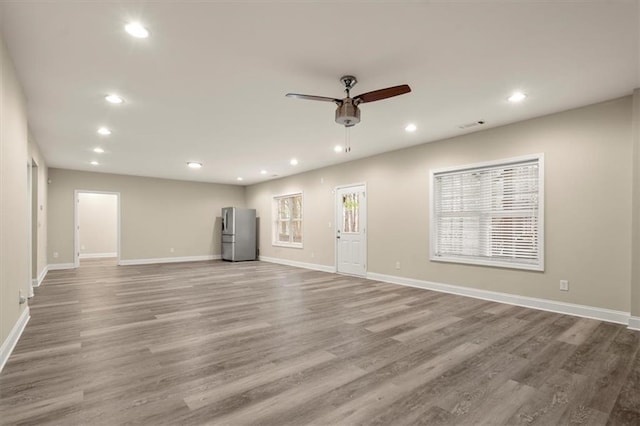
273, 193, 303, 248
430, 154, 544, 271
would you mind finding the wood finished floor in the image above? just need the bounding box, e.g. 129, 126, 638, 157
1, 259, 639, 425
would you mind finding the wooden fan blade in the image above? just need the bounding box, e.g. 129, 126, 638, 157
353, 84, 411, 104
286, 93, 342, 104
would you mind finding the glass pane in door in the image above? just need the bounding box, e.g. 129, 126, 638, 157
342, 192, 359, 233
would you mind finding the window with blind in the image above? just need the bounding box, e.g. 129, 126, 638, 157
273, 193, 303, 248
430, 154, 544, 271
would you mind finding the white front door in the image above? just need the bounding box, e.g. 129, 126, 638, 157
336, 184, 367, 276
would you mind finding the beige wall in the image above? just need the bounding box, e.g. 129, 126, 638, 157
0, 35, 30, 348
247, 97, 633, 312
48, 169, 245, 264
78, 193, 117, 257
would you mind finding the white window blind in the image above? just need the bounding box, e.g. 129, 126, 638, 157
431, 155, 543, 271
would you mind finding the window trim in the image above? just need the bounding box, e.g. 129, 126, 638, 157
429, 153, 545, 271
272, 191, 304, 249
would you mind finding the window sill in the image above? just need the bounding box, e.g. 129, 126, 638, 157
430, 255, 544, 272
272, 242, 303, 249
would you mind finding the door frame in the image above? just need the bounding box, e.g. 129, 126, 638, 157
27, 158, 37, 298
30, 159, 38, 287
334, 182, 367, 276
74, 190, 121, 268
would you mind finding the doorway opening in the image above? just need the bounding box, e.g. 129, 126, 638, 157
74, 191, 120, 268
335, 183, 367, 277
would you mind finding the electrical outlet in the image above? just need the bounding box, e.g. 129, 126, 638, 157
328, 221, 332, 228
53, 252, 59, 258
395, 261, 401, 270
170, 248, 175, 253
560, 280, 569, 291
311, 252, 315, 258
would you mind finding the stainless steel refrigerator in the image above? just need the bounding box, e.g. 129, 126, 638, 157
221, 207, 256, 261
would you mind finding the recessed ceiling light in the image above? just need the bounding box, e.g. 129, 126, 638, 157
260, 170, 268, 175
237, 177, 243, 181
97, 127, 111, 135
334, 145, 343, 153
187, 162, 202, 169
290, 158, 298, 166
125, 22, 149, 38
93, 147, 104, 154
105, 94, 124, 104
405, 123, 417, 132
508, 91, 527, 103
90, 161, 99, 166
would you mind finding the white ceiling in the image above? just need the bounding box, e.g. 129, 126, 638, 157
1, 1, 638, 185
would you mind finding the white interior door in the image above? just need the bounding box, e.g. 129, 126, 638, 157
336, 184, 367, 276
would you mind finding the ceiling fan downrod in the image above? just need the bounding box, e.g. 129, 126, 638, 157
340, 75, 357, 97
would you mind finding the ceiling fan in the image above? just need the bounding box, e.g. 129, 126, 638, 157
286, 76, 411, 127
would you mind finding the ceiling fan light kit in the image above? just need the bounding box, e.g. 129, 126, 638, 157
335, 98, 361, 127
286, 75, 411, 128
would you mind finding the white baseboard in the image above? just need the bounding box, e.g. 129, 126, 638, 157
48, 263, 76, 271
79, 252, 117, 259
119, 254, 221, 266
629, 316, 640, 331
258, 256, 335, 273
32, 265, 49, 287
367, 272, 631, 326
0, 307, 30, 373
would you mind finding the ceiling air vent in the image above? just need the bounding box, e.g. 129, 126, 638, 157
458, 120, 485, 129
